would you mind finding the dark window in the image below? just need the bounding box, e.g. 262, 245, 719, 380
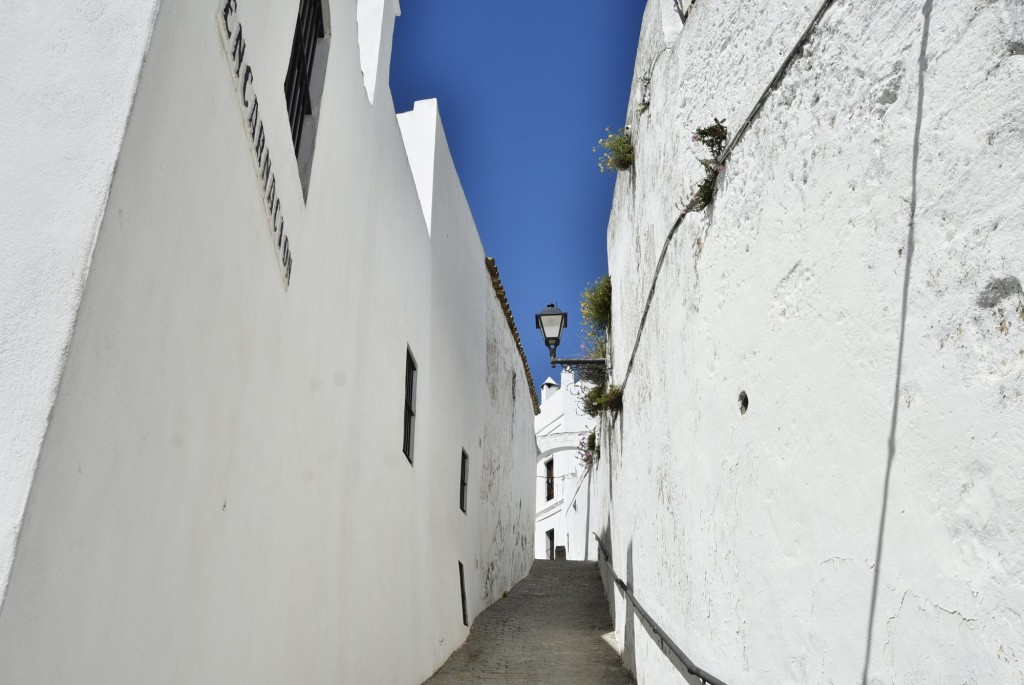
545, 459, 554, 501
402, 349, 417, 463
545, 529, 555, 560
460, 450, 469, 513
458, 561, 468, 626
283, 0, 329, 195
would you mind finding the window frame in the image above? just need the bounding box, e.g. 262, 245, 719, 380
402, 348, 417, 464
458, 561, 468, 627
283, 0, 330, 197
459, 450, 469, 514
544, 458, 554, 501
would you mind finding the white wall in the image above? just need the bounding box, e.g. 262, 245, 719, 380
479, 265, 538, 605
357, 0, 400, 105
597, 0, 1024, 683
0, 1, 537, 682
0, 0, 160, 607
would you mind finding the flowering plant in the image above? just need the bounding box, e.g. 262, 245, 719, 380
578, 429, 599, 468
684, 118, 728, 212
594, 127, 634, 172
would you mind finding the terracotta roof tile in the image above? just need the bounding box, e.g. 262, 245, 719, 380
485, 257, 540, 415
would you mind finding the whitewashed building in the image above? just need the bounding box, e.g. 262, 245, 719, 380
0, 1, 539, 682
589, 0, 1024, 683
533, 369, 597, 561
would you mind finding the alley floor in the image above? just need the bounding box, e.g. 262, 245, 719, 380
423, 560, 635, 684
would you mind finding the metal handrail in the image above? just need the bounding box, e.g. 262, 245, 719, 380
592, 533, 730, 685
673, 0, 689, 23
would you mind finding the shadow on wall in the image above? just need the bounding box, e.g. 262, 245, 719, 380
624, 541, 704, 685
598, 526, 708, 685
607, 414, 615, 505
584, 468, 593, 562
624, 542, 636, 674
861, 1, 932, 683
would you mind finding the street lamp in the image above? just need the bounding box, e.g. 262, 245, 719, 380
534, 303, 607, 368
535, 303, 566, 356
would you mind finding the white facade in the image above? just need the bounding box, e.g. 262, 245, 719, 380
0, 0, 162, 611
534, 370, 597, 560
592, 1, 1024, 683
0, 2, 538, 683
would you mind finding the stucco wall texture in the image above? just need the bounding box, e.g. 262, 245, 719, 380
0, 1, 536, 683
0, 0, 161, 606
598, 0, 1024, 683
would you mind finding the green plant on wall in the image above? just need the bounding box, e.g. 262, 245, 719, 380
582, 384, 623, 418
685, 118, 727, 212
578, 275, 611, 386
581, 275, 611, 337
594, 128, 634, 172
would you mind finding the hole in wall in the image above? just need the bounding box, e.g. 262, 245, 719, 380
739, 391, 749, 415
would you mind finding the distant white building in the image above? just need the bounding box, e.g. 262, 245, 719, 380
533, 369, 597, 560
0, 2, 538, 682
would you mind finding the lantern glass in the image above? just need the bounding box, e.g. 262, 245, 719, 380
535, 304, 567, 349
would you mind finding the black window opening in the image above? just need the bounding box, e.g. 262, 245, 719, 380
459, 450, 469, 514
402, 349, 417, 464
283, 0, 329, 196
545, 459, 554, 501
546, 529, 555, 560
458, 562, 468, 627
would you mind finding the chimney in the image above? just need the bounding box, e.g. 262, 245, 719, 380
540, 377, 559, 405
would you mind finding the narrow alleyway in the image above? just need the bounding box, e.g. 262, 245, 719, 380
424, 560, 634, 684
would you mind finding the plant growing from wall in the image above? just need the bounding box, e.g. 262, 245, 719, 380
684, 118, 728, 212
577, 275, 612, 386
582, 384, 623, 417
637, 74, 652, 116
578, 429, 600, 468
594, 128, 635, 172
581, 275, 612, 334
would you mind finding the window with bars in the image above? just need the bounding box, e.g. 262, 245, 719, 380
402, 348, 417, 464
460, 450, 469, 513
284, 0, 329, 196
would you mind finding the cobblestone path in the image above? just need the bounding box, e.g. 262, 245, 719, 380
423, 560, 635, 684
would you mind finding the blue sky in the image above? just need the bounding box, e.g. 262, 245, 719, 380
390, 0, 645, 393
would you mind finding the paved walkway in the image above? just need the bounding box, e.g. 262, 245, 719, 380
424, 560, 635, 684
